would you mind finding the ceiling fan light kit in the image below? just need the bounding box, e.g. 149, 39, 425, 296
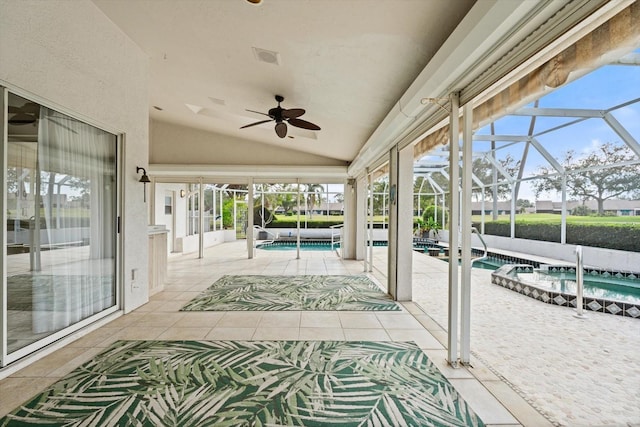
240, 95, 321, 139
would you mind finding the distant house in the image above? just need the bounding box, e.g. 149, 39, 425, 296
471, 201, 519, 215
535, 199, 640, 216
294, 202, 344, 216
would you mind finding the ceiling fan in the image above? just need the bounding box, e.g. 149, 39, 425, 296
8, 101, 77, 133
240, 95, 320, 138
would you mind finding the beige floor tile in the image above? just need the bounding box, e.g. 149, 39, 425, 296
47, 347, 107, 378
133, 301, 166, 312
217, 312, 263, 328
205, 327, 256, 340
413, 314, 445, 331
10, 347, 93, 378
420, 349, 475, 380
258, 312, 301, 328
375, 313, 423, 329
65, 327, 122, 348
448, 379, 519, 425
137, 312, 185, 327
338, 313, 382, 329
300, 312, 341, 328
343, 328, 390, 341
174, 312, 224, 328
299, 327, 345, 340
106, 312, 146, 328
253, 328, 299, 340
157, 300, 190, 312
386, 329, 445, 349
157, 327, 211, 340
482, 380, 553, 427
107, 326, 167, 341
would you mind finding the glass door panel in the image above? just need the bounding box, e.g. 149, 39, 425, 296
5, 92, 117, 355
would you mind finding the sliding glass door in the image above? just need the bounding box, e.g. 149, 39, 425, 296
2, 90, 119, 365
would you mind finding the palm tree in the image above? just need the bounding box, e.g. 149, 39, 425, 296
304, 183, 324, 219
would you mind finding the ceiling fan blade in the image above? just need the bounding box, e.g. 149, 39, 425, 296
282, 108, 305, 119
246, 109, 272, 118
8, 113, 37, 125
275, 122, 287, 138
240, 119, 273, 129
288, 118, 320, 131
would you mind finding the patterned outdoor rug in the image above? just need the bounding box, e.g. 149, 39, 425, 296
180, 275, 401, 311
0, 340, 484, 426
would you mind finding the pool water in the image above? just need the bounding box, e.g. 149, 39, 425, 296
257, 242, 340, 251
514, 270, 640, 304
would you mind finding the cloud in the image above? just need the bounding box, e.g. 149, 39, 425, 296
581, 139, 601, 154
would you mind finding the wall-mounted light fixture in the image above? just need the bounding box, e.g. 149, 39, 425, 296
136, 166, 150, 202
180, 189, 186, 198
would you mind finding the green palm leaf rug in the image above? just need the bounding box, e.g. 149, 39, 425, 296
1, 340, 484, 427
181, 275, 401, 311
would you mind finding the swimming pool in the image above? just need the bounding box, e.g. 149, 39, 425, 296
256, 240, 388, 251
493, 264, 640, 318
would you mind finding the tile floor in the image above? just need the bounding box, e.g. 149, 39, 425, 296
0, 241, 552, 426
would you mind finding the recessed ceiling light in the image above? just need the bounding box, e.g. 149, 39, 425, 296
246, 0, 262, 4
208, 97, 226, 106
252, 47, 280, 65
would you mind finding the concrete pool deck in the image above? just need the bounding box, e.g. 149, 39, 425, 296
372, 246, 640, 427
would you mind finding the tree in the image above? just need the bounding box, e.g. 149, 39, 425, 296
532, 142, 640, 215
304, 184, 324, 219
471, 154, 520, 201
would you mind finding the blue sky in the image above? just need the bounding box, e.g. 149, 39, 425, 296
472, 56, 640, 202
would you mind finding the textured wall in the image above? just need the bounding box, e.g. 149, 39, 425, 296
0, 0, 150, 312
150, 120, 347, 167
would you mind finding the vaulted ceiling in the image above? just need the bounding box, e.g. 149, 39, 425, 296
91, 0, 608, 176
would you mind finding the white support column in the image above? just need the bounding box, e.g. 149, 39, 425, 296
561, 175, 567, 244
198, 179, 204, 259
247, 178, 254, 259
387, 145, 414, 301
356, 175, 367, 261
296, 180, 301, 260
510, 186, 516, 239
460, 103, 473, 365
211, 186, 222, 231
367, 171, 374, 272
387, 148, 399, 298
448, 92, 460, 368
342, 178, 357, 259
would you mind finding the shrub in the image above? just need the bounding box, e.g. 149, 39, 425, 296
475, 221, 640, 252
422, 205, 447, 227
571, 205, 591, 216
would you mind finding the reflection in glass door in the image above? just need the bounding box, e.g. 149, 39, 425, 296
3, 92, 118, 363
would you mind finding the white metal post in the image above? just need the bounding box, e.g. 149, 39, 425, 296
198, 179, 204, 259
561, 175, 567, 244
247, 178, 254, 259
296, 180, 301, 260
460, 103, 473, 365
368, 171, 374, 272
447, 92, 460, 368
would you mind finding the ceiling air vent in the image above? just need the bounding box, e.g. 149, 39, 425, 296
252, 47, 280, 65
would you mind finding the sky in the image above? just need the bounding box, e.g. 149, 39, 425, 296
470, 53, 640, 202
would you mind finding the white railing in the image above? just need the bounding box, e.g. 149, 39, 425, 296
574, 245, 585, 318
252, 225, 278, 256
330, 224, 343, 255
471, 226, 488, 266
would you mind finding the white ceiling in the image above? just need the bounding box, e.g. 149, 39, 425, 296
91, 0, 476, 164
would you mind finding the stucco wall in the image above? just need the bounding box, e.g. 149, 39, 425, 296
0, 0, 150, 312
150, 120, 347, 166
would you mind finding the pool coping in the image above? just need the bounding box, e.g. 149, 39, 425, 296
492, 264, 640, 319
